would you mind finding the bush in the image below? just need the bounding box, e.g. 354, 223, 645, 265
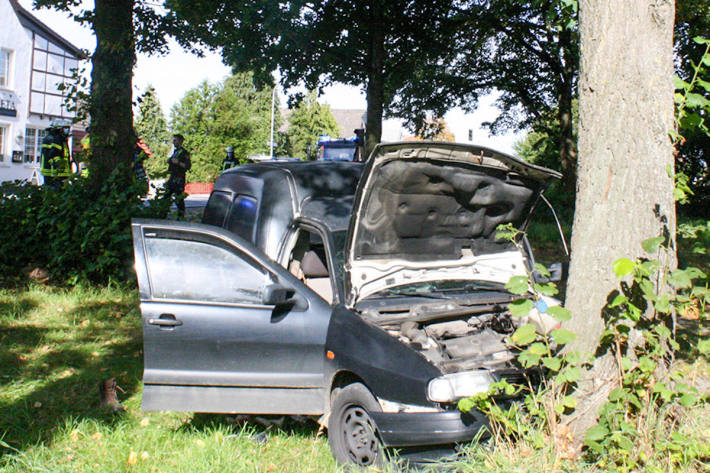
0, 170, 170, 285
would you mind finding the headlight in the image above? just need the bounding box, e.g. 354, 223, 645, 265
426, 370, 494, 403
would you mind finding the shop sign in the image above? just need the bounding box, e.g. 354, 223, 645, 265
0, 90, 18, 117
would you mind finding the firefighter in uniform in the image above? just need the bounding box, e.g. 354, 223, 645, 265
166, 134, 191, 218
40, 120, 73, 188
221, 146, 238, 171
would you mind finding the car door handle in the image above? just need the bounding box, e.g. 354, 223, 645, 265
147, 316, 183, 327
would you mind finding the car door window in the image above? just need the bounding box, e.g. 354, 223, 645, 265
144, 235, 269, 304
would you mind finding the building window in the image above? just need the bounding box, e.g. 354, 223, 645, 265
0, 126, 6, 162
24, 128, 47, 164
0, 50, 10, 88
30, 35, 79, 118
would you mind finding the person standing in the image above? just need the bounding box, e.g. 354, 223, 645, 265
221, 146, 238, 171
166, 134, 191, 218
40, 120, 73, 188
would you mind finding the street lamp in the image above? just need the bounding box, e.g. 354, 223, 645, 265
269, 86, 276, 159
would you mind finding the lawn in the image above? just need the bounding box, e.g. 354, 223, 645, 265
1, 284, 707, 472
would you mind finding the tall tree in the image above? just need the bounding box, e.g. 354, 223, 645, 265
134, 85, 170, 178
166, 0, 458, 155
563, 0, 676, 444
285, 91, 341, 159
33, 0, 189, 188
392, 0, 579, 191
169, 72, 278, 182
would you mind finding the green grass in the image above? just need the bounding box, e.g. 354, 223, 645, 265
1, 285, 707, 472
0, 285, 337, 472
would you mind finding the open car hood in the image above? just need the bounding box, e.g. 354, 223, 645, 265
344, 142, 561, 306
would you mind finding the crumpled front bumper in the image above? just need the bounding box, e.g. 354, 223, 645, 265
370, 409, 488, 447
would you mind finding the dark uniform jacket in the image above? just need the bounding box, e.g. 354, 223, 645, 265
40, 131, 72, 178
166, 147, 191, 192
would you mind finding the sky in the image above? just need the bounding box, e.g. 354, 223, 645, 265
18, 0, 524, 153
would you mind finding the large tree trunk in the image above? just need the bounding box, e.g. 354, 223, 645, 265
364, 2, 385, 158
563, 0, 676, 446
89, 0, 136, 188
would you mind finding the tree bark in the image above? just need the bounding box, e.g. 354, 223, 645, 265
563, 0, 676, 446
89, 0, 136, 188
364, 1, 385, 158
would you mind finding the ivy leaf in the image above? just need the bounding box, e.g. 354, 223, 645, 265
505, 276, 529, 295
673, 75, 690, 91
654, 295, 671, 314
693, 36, 710, 45
509, 298, 534, 317
668, 269, 693, 289
542, 356, 562, 371
641, 236, 665, 254
547, 305, 571, 322
679, 393, 698, 408
640, 356, 656, 373
533, 282, 559, 297
686, 92, 710, 108
551, 328, 577, 345
563, 395, 577, 408
512, 324, 537, 345
533, 263, 550, 278
518, 350, 541, 368
612, 258, 635, 278
585, 424, 609, 443
609, 294, 628, 308
529, 342, 549, 356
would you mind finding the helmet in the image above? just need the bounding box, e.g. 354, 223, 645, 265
49, 119, 72, 130
226, 146, 234, 153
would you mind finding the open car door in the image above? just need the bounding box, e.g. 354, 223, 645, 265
131, 219, 331, 415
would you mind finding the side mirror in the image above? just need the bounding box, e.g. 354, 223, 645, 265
262, 283, 296, 306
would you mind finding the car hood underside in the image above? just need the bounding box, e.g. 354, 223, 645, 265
346, 142, 560, 304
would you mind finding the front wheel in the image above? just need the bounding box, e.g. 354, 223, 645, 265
328, 383, 385, 467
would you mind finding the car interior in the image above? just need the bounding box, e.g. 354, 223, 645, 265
287, 229, 333, 303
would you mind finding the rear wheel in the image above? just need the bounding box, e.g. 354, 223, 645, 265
328, 383, 385, 467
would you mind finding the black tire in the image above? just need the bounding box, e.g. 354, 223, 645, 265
328, 383, 385, 468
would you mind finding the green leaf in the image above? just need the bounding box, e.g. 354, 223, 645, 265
512, 324, 537, 345
613, 258, 635, 278
542, 356, 562, 371
654, 295, 671, 314
546, 305, 571, 321
518, 350, 541, 368
668, 269, 693, 289
686, 92, 710, 108
505, 276, 529, 295
693, 36, 710, 45
585, 424, 609, 443
609, 294, 628, 308
674, 75, 691, 91
551, 328, 577, 345
679, 393, 698, 408
639, 356, 656, 373
509, 298, 534, 317
533, 263, 550, 278
609, 387, 627, 402
641, 236, 665, 254
528, 342, 549, 356
698, 339, 710, 354
458, 397, 476, 413
563, 395, 577, 408
533, 282, 558, 297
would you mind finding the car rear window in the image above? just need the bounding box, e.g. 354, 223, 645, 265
202, 190, 232, 227
226, 195, 258, 242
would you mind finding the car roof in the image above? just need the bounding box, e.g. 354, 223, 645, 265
219, 160, 364, 218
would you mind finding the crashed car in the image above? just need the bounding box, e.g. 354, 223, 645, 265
131, 142, 562, 467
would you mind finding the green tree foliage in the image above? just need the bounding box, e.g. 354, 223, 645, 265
396, 0, 580, 191
674, 3, 710, 216
169, 72, 279, 182
134, 85, 170, 178
165, 0, 458, 155
285, 91, 341, 159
